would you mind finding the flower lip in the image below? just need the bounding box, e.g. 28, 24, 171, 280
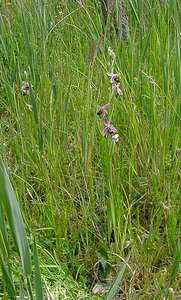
108, 126, 117, 134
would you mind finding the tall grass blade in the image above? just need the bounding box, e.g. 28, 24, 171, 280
20, 10, 34, 78
129, 0, 140, 25
0, 158, 31, 276
34, 237, 43, 300
169, 246, 181, 285
20, 281, 26, 300
27, 276, 34, 300
105, 252, 131, 300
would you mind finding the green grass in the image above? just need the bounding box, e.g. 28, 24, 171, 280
0, 0, 181, 298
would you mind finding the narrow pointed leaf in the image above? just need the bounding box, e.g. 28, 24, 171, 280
105, 252, 131, 300
20, 281, 26, 300
34, 237, 43, 300
0, 158, 31, 276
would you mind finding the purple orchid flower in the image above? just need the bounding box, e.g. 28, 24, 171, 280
102, 119, 117, 136
112, 83, 123, 95
21, 81, 31, 96
97, 103, 109, 117
107, 72, 119, 84
21, 81, 29, 89
112, 134, 119, 142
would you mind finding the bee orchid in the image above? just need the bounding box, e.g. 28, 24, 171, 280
97, 103, 109, 117
107, 72, 119, 84
112, 83, 123, 95
102, 119, 117, 136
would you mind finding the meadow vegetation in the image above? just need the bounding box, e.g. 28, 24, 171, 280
0, 0, 181, 299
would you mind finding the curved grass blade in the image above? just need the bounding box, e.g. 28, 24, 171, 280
105, 252, 131, 300
0, 158, 31, 276
128, 0, 140, 25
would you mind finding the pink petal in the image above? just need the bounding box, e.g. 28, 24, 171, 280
104, 118, 110, 127
102, 127, 109, 136
102, 110, 106, 117
112, 83, 117, 91
111, 127, 117, 133
107, 72, 115, 77
116, 86, 123, 95
112, 134, 119, 142
112, 84, 123, 95
21, 81, 27, 89
102, 103, 109, 109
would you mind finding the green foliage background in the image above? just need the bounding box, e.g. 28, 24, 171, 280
0, 0, 180, 298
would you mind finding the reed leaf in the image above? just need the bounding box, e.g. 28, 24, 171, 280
105, 252, 131, 300
0, 158, 31, 276
34, 237, 43, 300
